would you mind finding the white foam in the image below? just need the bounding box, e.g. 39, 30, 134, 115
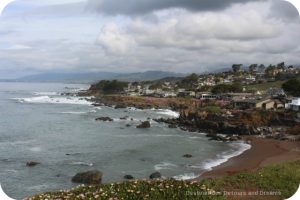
29, 147, 42, 152
127, 107, 143, 111
27, 184, 49, 191
70, 162, 93, 166
156, 109, 180, 118
13, 96, 92, 105
173, 173, 199, 180
154, 162, 178, 171
33, 92, 58, 96
191, 142, 251, 171
0, 140, 36, 146
60, 111, 87, 115
4, 169, 18, 174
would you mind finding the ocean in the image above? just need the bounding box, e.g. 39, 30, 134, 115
0, 82, 250, 199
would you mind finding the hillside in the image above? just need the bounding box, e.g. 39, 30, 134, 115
16, 71, 185, 83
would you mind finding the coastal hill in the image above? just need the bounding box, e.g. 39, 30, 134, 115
16, 71, 186, 83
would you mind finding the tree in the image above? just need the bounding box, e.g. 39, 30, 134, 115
249, 64, 258, 73
178, 73, 199, 89
258, 64, 265, 72
265, 65, 276, 77
90, 80, 128, 94
277, 62, 285, 70
232, 64, 242, 73
231, 82, 243, 92
282, 79, 300, 96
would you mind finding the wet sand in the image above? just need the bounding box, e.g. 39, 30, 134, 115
200, 136, 300, 179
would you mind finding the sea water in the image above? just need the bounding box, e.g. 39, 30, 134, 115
0, 82, 250, 199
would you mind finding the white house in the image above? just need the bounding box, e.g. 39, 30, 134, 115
285, 98, 300, 111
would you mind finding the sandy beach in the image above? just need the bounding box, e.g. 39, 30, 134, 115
200, 136, 300, 179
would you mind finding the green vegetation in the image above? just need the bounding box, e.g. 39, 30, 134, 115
90, 80, 128, 94
282, 79, 300, 96
246, 80, 286, 92
149, 83, 162, 90
202, 160, 300, 199
29, 161, 300, 200
178, 73, 199, 89
199, 105, 221, 114
211, 82, 243, 94
232, 64, 242, 73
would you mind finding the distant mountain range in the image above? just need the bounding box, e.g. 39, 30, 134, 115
16, 71, 186, 83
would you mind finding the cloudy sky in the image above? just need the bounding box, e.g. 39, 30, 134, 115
0, 0, 299, 78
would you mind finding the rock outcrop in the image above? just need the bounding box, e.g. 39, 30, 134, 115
149, 172, 161, 179
26, 161, 40, 167
95, 117, 113, 122
137, 121, 151, 128
71, 170, 103, 184
124, 175, 134, 180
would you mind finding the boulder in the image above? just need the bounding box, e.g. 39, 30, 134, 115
183, 154, 192, 158
149, 172, 161, 179
124, 175, 134, 180
115, 105, 127, 109
26, 161, 40, 167
72, 170, 103, 184
136, 121, 151, 128
95, 117, 113, 122
120, 116, 129, 120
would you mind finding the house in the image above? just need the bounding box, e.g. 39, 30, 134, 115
177, 91, 196, 98
196, 92, 217, 100
160, 92, 177, 98
285, 98, 300, 111
220, 93, 253, 101
234, 97, 275, 110
274, 100, 285, 109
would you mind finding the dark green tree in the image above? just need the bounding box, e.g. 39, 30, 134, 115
232, 64, 242, 73
282, 79, 300, 96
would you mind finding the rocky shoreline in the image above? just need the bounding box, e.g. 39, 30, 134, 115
82, 92, 299, 142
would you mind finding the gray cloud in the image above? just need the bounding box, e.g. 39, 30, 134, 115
1, 0, 300, 79
87, 0, 264, 15
269, 0, 299, 21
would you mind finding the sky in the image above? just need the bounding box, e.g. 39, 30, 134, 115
0, 0, 299, 78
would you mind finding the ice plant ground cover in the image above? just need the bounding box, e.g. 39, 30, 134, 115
27, 160, 300, 200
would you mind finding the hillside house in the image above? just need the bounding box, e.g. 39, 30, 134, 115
196, 92, 217, 100
177, 91, 196, 98
285, 98, 300, 111
234, 97, 275, 110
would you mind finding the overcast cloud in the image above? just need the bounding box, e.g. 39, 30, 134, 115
87, 0, 265, 15
0, 0, 299, 78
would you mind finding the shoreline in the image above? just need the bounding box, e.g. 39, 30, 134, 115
84, 94, 300, 181
199, 136, 300, 180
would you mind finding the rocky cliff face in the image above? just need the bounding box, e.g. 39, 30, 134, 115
157, 109, 298, 137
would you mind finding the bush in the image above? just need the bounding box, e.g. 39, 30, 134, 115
199, 106, 221, 114
282, 79, 300, 96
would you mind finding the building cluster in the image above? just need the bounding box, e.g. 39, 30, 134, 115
122, 62, 299, 112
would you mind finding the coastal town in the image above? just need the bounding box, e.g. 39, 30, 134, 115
83, 62, 300, 142
30, 63, 300, 200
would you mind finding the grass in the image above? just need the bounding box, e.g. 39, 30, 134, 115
246, 80, 286, 92
27, 160, 300, 200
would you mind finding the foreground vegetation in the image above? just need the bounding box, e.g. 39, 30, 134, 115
28, 160, 300, 200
